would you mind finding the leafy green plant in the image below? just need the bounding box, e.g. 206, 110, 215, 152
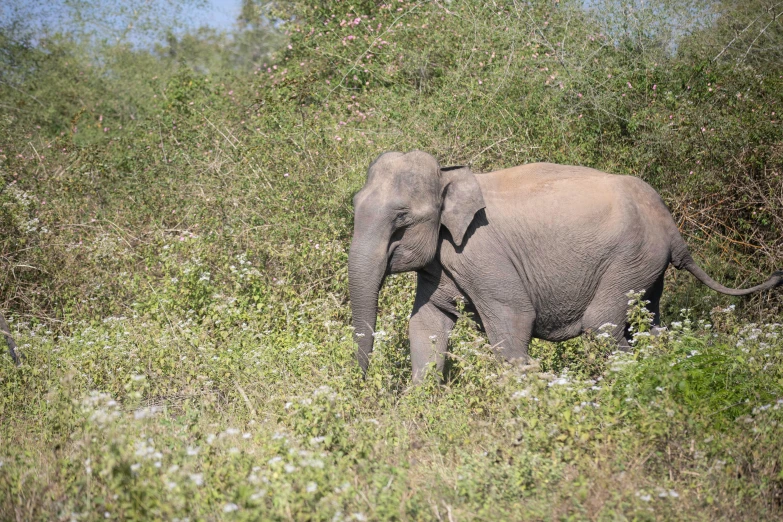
2, 0, 783, 519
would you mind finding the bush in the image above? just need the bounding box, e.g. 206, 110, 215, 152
1, 0, 782, 519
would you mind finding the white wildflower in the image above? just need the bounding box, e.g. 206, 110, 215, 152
134, 406, 160, 420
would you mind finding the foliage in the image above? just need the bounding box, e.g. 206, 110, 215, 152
1, 0, 783, 519
2, 280, 783, 520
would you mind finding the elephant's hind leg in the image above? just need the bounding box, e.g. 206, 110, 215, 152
582, 285, 635, 351
644, 273, 665, 329
582, 271, 667, 350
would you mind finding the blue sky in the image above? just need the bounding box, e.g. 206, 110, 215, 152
191, 0, 241, 32
0, 0, 244, 40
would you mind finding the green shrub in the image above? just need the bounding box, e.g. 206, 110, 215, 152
2, 0, 782, 519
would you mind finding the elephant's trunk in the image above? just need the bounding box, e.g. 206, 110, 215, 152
348, 233, 389, 375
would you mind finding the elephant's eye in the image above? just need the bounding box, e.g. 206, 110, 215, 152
393, 210, 410, 226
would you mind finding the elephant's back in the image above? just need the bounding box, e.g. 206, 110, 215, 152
477, 164, 631, 229
477, 163, 668, 228
480, 162, 631, 196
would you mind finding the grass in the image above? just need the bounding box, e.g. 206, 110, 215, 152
1, 0, 783, 519
1, 292, 782, 520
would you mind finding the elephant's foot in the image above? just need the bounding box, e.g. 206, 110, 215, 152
511, 358, 540, 373
618, 336, 633, 352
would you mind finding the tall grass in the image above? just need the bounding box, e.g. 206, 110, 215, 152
1, 0, 782, 519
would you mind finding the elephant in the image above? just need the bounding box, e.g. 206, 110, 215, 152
0, 311, 19, 365
348, 150, 783, 382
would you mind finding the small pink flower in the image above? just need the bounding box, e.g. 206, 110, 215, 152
652, 84, 657, 90
627, 82, 632, 88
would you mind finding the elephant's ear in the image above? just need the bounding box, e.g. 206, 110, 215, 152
440, 166, 486, 246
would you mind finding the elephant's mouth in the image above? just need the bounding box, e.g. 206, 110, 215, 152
386, 241, 400, 273
387, 241, 409, 274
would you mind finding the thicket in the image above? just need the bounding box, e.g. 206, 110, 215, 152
1, 0, 782, 520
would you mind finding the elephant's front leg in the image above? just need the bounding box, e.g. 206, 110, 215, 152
409, 300, 456, 383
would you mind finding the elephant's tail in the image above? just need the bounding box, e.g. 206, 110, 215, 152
672, 250, 783, 296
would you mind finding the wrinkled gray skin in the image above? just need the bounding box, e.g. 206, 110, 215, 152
0, 311, 19, 365
348, 151, 783, 382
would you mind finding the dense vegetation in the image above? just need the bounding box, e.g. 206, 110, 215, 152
1, 0, 782, 519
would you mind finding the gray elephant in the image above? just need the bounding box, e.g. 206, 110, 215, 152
348, 150, 783, 382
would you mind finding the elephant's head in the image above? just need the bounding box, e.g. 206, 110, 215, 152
348, 150, 485, 374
